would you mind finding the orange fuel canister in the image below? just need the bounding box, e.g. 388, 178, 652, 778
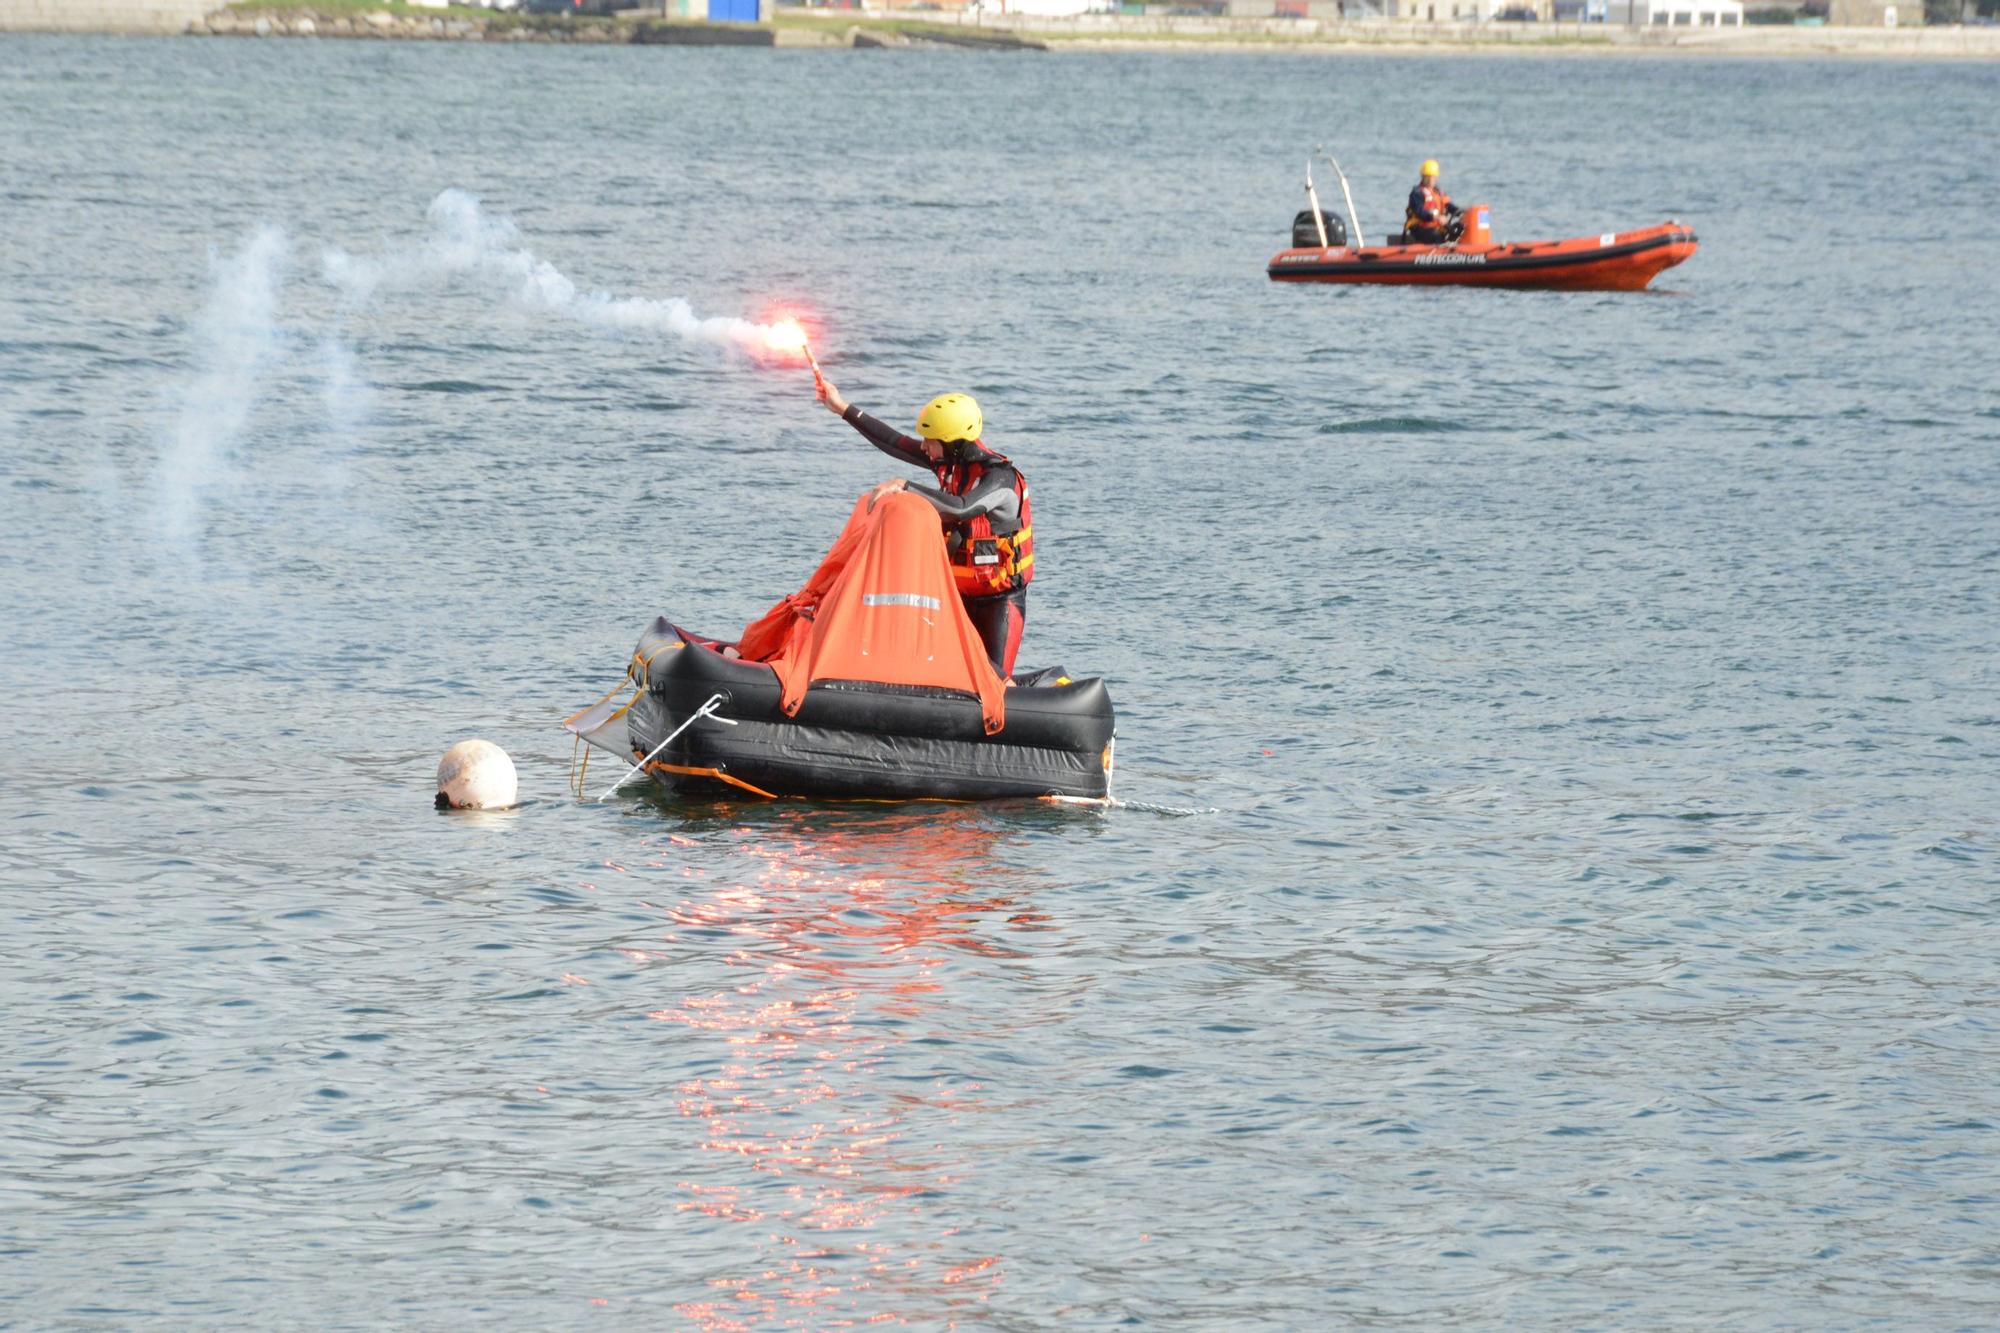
1461, 203, 1493, 249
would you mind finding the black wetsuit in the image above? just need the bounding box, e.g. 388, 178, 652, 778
841, 405, 1029, 677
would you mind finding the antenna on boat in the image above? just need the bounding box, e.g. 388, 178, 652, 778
1316, 145, 1366, 251
1303, 159, 1331, 249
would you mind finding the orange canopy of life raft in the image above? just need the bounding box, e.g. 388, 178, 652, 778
736, 483, 1008, 734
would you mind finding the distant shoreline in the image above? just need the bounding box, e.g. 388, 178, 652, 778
1030, 28, 2000, 56
5, 2, 1998, 58
803, 14, 2000, 56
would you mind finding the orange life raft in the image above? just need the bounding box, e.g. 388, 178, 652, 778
1268, 205, 1697, 292
564, 484, 1115, 802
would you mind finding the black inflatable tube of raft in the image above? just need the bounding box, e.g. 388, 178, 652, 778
626, 620, 1115, 801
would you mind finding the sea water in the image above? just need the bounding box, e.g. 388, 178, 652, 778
2, 36, 1997, 1327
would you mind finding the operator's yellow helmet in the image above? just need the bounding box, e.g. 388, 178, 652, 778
1421, 159, 1441, 178
916, 393, 983, 443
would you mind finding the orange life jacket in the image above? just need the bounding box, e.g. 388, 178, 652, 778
1406, 183, 1453, 230
934, 445, 1034, 598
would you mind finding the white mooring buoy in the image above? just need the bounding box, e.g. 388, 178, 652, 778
436, 739, 518, 811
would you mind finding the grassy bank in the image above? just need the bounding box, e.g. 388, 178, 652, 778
216, 0, 625, 34
224, 0, 493, 14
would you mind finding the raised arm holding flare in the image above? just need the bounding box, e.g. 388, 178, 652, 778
817, 375, 1034, 679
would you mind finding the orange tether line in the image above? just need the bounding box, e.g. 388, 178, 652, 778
559, 649, 650, 732
645, 762, 778, 801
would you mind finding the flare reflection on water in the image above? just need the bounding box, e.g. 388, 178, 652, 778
640, 806, 1046, 1328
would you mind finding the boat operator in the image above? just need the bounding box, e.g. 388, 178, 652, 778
1406, 159, 1462, 244
815, 377, 1034, 680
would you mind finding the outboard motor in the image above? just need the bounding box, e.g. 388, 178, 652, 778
1291, 208, 1347, 250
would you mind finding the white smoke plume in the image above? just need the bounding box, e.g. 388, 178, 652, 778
323, 189, 789, 353
156, 225, 289, 546
149, 194, 793, 560
317, 334, 370, 447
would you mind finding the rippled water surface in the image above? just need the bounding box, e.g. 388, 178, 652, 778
3, 35, 1998, 1328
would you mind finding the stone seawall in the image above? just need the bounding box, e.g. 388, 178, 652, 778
0, 0, 213, 32
197, 10, 559, 40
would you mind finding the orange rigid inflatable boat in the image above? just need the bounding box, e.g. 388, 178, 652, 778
1269, 203, 1698, 292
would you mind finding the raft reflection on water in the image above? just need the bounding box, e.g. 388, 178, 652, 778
641, 805, 1055, 1328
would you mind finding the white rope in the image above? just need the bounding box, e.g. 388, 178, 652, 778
1046, 748, 1220, 816
1043, 794, 1218, 816
594, 692, 731, 803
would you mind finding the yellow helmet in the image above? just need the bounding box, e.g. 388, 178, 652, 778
916, 392, 983, 443
1421, 159, 1440, 178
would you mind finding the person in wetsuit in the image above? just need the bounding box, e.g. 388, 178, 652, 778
816, 376, 1034, 679
1406, 158, 1462, 244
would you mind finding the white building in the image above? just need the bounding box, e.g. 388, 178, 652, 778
1608, 0, 1744, 22
994, 0, 1101, 14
